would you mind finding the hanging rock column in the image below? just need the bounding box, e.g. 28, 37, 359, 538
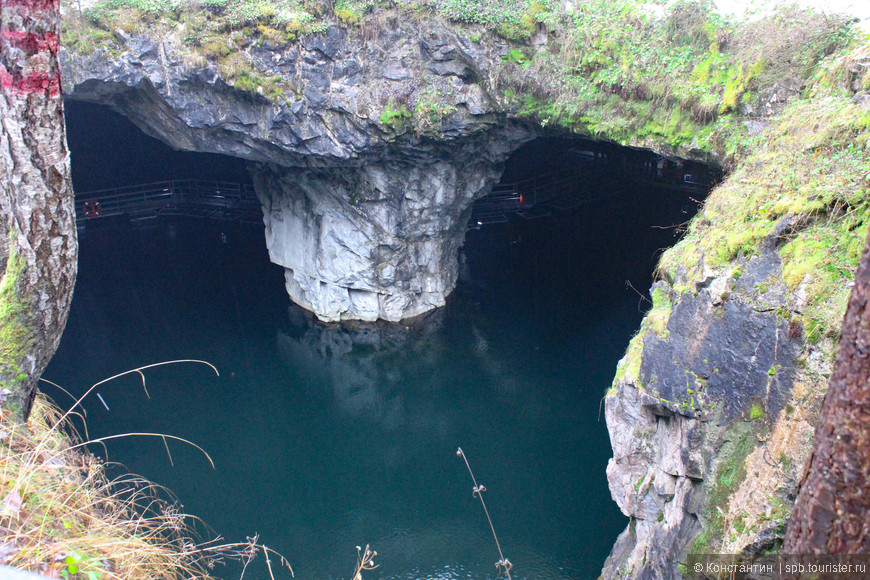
252, 136, 521, 322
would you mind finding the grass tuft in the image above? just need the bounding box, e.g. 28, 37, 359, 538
0, 362, 293, 579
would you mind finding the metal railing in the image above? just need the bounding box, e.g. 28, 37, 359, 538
470, 156, 716, 227
74, 180, 261, 227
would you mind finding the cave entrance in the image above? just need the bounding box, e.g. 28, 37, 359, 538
47, 105, 718, 580
460, 136, 717, 348
472, 136, 716, 228
65, 101, 258, 235
65, 101, 251, 190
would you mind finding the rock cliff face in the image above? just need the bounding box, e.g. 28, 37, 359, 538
252, 133, 521, 320
601, 236, 829, 578
61, 20, 533, 321
59, 9, 864, 578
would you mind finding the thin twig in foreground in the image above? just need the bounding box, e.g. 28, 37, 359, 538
456, 447, 513, 579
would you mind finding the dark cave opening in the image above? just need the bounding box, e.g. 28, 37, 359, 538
462, 135, 717, 346
64, 100, 250, 193
52, 102, 720, 580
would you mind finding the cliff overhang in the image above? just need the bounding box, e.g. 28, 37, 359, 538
62, 15, 539, 321
61, 0, 779, 322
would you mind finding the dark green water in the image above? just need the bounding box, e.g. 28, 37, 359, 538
45, 178, 693, 579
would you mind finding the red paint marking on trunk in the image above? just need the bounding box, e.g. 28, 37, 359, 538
2, 30, 59, 53
0, 65, 60, 95
1, 0, 61, 11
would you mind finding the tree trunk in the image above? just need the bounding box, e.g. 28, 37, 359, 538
783, 230, 870, 553
0, 0, 77, 423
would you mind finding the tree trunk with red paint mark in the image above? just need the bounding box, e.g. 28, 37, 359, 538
783, 230, 870, 553
0, 0, 77, 422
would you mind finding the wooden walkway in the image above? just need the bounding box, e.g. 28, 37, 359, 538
74, 180, 262, 229
75, 157, 715, 231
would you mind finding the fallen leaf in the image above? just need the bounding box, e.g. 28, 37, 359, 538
0, 541, 18, 564
1, 490, 21, 519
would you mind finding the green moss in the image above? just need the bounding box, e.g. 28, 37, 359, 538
647, 286, 672, 338
692, 420, 758, 553
0, 244, 30, 363
691, 52, 718, 84
335, 7, 363, 27
749, 403, 764, 420
379, 105, 411, 129
634, 473, 646, 492
202, 35, 233, 58
659, 88, 870, 336
0, 239, 36, 420
61, 23, 116, 55
503, 48, 528, 65
412, 78, 459, 134
717, 434, 751, 491
612, 331, 645, 389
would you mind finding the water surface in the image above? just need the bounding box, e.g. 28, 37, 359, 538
46, 173, 692, 579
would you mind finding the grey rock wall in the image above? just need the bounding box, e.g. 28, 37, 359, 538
61, 19, 533, 321
250, 129, 523, 321
601, 245, 805, 579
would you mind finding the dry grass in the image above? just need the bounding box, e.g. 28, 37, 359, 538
351, 544, 377, 580
0, 363, 294, 580
456, 447, 512, 580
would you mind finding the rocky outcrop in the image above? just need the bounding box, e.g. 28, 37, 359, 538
252, 129, 522, 320
60, 19, 534, 321
602, 243, 806, 578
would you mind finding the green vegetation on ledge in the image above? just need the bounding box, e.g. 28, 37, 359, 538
658, 41, 870, 345
496, 0, 855, 156
61, 0, 856, 158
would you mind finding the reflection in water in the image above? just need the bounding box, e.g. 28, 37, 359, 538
52, 108, 707, 579
270, 298, 589, 579
46, 172, 693, 579
277, 307, 528, 439
279, 311, 446, 431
